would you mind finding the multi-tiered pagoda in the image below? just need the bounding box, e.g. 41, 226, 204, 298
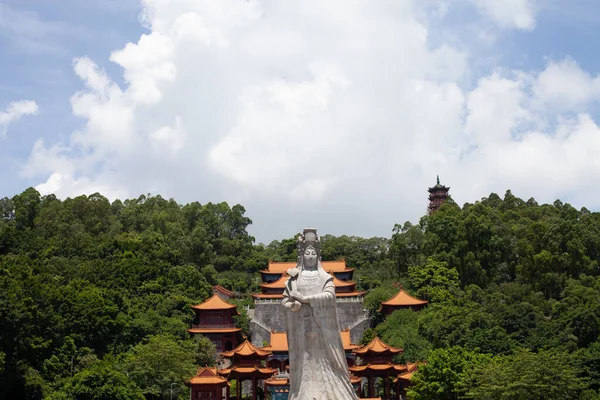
427, 175, 450, 214
188, 294, 241, 352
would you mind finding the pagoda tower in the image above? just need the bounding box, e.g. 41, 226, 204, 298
218, 339, 278, 400
188, 294, 242, 352
427, 175, 450, 215
349, 337, 407, 399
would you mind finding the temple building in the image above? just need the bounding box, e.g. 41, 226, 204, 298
218, 339, 278, 400
260, 329, 361, 372
350, 337, 409, 399
250, 260, 369, 346
188, 294, 241, 352
427, 175, 450, 215
379, 287, 428, 314
187, 367, 229, 400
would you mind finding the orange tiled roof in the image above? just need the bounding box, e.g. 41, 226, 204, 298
188, 367, 228, 385
261, 331, 289, 352
221, 339, 271, 358
350, 363, 407, 373
218, 366, 277, 377
264, 377, 289, 387
263, 260, 351, 274
353, 337, 403, 355
381, 289, 428, 307
260, 276, 289, 289
260, 275, 355, 290
341, 329, 360, 350
253, 291, 365, 299
336, 291, 365, 297
261, 330, 358, 352
191, 294, 238, 312
332, 276, 356, 288
213, 285, 234, 297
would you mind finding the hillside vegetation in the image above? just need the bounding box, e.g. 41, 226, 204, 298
1, 188, 600, 399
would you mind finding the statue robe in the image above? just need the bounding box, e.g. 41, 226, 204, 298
283, 268, 359, 400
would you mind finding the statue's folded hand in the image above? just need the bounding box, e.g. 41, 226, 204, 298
290, 290, 306, 304
290, 301, 302, 312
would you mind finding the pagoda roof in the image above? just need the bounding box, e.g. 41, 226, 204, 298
218, 366, 277, 378
349, 363, 407, 374
188, 367, 228, 385
428, 176, 449, 192
341, 329, 360, 350
252, 291, 365, 299
397, 363, 419, 381
264, 377, 289, 387
260, 276, 289, 289
353, 337, 403, 356
381, 289, 428, 307
261, 330, 359, 352
259, 275, 356, 290
191, 294, 239, 313
213, 285, 234, 297
262, 260, 352, 274
332, 275, 356, 288
221, 338, 271, 358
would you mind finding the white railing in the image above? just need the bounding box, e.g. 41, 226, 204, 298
254, 296, 364, 304
336, 296, 364, 303
254, 298, 282, 304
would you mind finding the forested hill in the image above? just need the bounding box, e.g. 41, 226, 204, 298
1, 188, 600, 399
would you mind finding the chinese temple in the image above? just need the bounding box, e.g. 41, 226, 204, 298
251, 260, 369, 346
188, 294, 241, 352
427, 175, 450, 215
187, 367, 229, 400
350, 337, 409, 399
379, 287, 428, 314
218, 338, 277, 400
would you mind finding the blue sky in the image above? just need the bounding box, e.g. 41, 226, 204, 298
2, 0, 600, 242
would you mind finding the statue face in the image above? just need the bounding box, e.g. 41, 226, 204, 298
303, 247, 318, 268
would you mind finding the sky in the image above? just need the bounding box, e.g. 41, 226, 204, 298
2, 0, 600, 243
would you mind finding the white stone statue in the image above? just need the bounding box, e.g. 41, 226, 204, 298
282, 228, 359, 400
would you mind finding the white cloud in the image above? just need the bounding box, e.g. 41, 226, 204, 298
0, 100, 39, 137
533, 58, 600, 110
22, 0, 600, 242
470, 0, 537, 30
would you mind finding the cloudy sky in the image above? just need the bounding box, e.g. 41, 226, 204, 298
2, 0, 600, 243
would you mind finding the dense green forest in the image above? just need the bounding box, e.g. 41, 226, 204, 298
1, 188, 600, 399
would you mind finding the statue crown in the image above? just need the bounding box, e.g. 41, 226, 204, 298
297, 228, 322, 255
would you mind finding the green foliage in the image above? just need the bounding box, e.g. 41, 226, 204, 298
463, 349, 589, 399
408, 259, 460, 303
4, 187, 600, 398
376, 309, 431, 363
49, 361, 144, 400
124, 334, 197, 399
408, 346, 489, 400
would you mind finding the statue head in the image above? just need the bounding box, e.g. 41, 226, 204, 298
296, 228, 322, 271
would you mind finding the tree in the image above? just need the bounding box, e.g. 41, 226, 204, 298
463, 349, 589, 400
408, 347, 488, 400
124, 334, 196, 399
49, 361, 144, 400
